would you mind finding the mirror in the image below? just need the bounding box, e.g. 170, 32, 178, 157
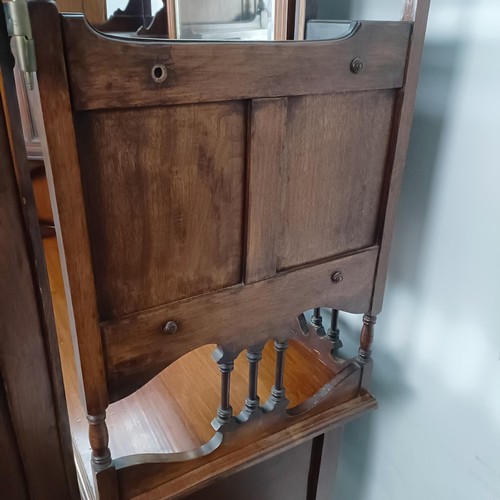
175, 0, 276, 40
50, 0, 412, 41
63, 0, 409, 41
69, 0, 288, 39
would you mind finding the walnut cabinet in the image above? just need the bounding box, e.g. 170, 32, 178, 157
0, 1, 430, 498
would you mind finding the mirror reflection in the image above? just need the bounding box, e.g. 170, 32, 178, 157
61, 0, 408, 40
175, 0, 276, 40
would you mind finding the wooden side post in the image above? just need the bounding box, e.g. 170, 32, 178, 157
28, 1, 117, 496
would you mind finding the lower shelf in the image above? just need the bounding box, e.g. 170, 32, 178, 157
117, 392, 376, 500
43, 237, 376, 499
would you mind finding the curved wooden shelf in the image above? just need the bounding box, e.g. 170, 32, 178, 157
44, 237, 375, 498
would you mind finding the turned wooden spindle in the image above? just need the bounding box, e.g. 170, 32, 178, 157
326, 308, 343, 350
358, 314, 377, 363
87, 413, 112, 471
245, 348, 262, 414
311, 307, 327, 336
311, 308, 322, 328
216, 360, 234, 424
270, 340, 288, 402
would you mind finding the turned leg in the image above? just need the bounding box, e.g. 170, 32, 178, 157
358, 314, 376, 363
325, 309, 343, 351
270, 339, 288, 403
311, 308, 326, 336
263, 339, 290, 413
87, 412, 118, 499
88, 413, 112, 471
216, 360, 235, 426
244, 347, 263, 415
311, 308, 322, 328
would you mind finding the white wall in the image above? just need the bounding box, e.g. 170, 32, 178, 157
333, 1, 500, 499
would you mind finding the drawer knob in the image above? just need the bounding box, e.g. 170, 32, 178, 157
163, 320, 178, 335
331, 271, 343, 284
350, 57, 364, 74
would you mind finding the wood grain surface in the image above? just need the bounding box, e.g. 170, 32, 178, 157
102, 246, 377, 401
0, 374, 29, 499
182, 439, 314, 500
62, 17, 411, 110
29, 0, 109, 417
75, 102, 246, 319
278, 90, 396, 270
0, 96, 76, 499
245, 98, 287, 284
116, 393, 376, 500
370, 0, 431, 314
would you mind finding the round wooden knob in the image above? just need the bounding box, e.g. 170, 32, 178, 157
163, 321, 178, 334
350, 58, 364, 74
331, 271, 343, 284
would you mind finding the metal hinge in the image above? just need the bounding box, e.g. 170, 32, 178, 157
3, 0, 36, 89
